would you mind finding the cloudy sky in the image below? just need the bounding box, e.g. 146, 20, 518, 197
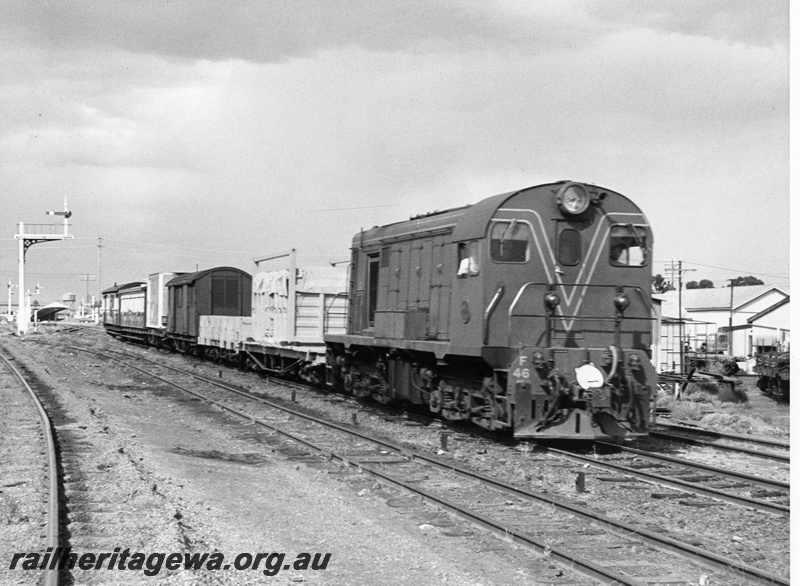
0, 0, 789, 307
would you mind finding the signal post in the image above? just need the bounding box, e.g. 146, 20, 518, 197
14, 200, 73, 335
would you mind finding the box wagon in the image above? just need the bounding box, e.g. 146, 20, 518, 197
166, 267, 252, 352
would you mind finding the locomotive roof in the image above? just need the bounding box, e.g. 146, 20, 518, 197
354, 189, 517, 246
166, 266, 251, 287
354, 181, 641, 246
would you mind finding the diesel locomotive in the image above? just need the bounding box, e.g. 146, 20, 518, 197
103, 181, 656, 440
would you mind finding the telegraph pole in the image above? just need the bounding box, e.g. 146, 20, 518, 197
79, 274, 96, 317
663, 259, 696, 373
97, 236, 104, 306
15, 198, 73, 334
728, 279, 735, 355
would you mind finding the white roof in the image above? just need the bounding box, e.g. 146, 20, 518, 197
660, 284, 788, 312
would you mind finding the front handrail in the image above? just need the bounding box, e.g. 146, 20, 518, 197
508, 282, 651, 319
506, 282, 652, 348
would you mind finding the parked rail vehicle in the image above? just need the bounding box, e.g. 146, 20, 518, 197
325, 181, 656, 439
753, 351, 789, 402
102, 181, 655, 441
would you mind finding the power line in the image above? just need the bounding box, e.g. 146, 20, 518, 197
682, 261, 788, 279
657, 260, 789, 281
306, 204, 399, 213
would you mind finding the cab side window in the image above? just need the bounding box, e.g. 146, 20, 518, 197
490, 220, 530, 263
457, 241, 480, 277
609, 225, 647, 267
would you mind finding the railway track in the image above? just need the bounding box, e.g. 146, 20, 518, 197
72, 344, 789, 586
1, 340, 196, 586
0, 350, 60, 586
650, 422, 789, 463
548, 443, 788, 515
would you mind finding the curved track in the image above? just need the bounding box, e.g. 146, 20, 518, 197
72, 344, 788, 586
0, 350, 60, 586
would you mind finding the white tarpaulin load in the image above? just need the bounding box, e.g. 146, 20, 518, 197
251, 266, 348, 344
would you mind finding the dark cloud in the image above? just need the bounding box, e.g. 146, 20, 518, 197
1, 0, 542, 63
590, 0, 788, 46
3, 1, 785, 64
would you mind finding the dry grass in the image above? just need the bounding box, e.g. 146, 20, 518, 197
655, 379, 783, 436
670, 401, 706, 422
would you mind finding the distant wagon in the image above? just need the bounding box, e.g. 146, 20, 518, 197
165, 267, 252, 352
102, 281, 147, 333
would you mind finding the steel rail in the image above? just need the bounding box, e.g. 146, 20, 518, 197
648, 430, 789, 463
74, 345, 789, 586
547, 447, 788, 515
78, 348, 640, 586
654, 421, 790, 449
0, 351, 60, 586
596, 442, 789, 491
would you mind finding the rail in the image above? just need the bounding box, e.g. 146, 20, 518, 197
0, 352, 60, 586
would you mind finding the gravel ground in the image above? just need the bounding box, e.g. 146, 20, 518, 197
1, 323, 591, 586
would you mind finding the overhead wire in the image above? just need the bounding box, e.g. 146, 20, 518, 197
676, 260, 789, 281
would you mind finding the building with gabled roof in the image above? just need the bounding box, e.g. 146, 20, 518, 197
746, 296, 790, 352
659, 284, 789, 364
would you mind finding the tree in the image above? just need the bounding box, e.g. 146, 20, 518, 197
686, 280, 699, 290
651, 274, 674, 293
730, 275, 764, 287
698, 279, 714, 288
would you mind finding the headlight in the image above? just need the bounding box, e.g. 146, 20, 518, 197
556, 182, 590, 215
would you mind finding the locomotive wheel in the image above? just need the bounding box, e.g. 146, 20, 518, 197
352, 374, 371, 399
429, 385, 443, 413
342, 373, 353, 394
